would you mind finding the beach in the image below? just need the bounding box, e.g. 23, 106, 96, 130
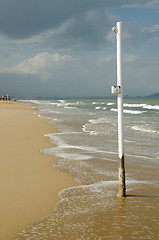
0, 101, 78, 240
2, 98, 158, 239
13, 99, 159, 240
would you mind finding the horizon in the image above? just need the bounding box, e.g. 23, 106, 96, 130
11, 92, 159, 100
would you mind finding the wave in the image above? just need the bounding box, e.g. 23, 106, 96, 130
64, 106, 77, 109
143, 105, 159, 110
42, 148, 93, 161
131, 125, 159, 134
76, 101, 85, 104
124, 103, 159, 111
58, 100, 66, 103
82, 124, 99, 135
59, 179, 151, 199
107, 102, 114, 106
110, 108, 117, 112
44, 133, 118, 157
92, 102, 107, 105
110, 108, 145, 115
124, 109, 146, 114
20, 99, 40, 104
89, 118, 109, 124
33, 112, 52, 120
83, 118, 114, 135
44, 133, 102, 153
49, 102, 69, 108
123, 103, 146, 108
82, 127, 99, 135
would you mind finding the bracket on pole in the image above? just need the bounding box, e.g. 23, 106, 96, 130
111, 86, 121, 94
112, 27, 118, 33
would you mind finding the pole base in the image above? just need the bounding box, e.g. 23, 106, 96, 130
119, 167, 126, 197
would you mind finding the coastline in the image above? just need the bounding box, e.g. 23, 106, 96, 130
0, 101, 78, 240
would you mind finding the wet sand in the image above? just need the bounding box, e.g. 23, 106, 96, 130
0, 101, 78, 240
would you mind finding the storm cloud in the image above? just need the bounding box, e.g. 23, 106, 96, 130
0, 0, 156, 41
0, 0, 159, 98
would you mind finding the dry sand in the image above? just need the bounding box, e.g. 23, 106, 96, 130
0, 101, 78, 240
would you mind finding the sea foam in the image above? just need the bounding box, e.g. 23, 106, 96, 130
131, 125, 159, 134
110, 108, 145, 114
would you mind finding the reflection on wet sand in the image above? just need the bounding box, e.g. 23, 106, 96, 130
15, 180, 159, 240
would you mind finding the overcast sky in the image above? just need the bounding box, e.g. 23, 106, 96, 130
0, 0, 159, 98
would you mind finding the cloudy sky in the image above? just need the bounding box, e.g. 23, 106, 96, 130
0, 0, 159, 98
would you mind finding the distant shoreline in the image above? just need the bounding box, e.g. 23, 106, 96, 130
9, 92, 159, 101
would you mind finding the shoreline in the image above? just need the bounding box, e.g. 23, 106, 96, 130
0, 101, 78, 240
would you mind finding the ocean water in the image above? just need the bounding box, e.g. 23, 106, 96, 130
15, 98, 159, 240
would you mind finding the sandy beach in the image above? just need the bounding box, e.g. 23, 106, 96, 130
4, 99, 159, 240
0, 101, 78, 240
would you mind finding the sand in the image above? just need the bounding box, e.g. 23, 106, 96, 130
0, 101, 78, 240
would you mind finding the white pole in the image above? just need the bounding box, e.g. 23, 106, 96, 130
117, 22, 126, 197
112, 22, 126, 197
117, 22, 124, 160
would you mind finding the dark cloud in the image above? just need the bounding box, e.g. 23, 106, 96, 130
0, 0, 158, 98
0, 0, 156, 52
0, 0, 150, 39
42, 9, 114, 51
0, 0, 108, 39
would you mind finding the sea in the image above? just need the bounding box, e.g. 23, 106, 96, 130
15, 98, 159, 240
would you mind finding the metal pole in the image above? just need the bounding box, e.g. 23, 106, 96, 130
112, 22, 126, 197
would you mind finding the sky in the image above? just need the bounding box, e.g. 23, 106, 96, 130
0, 0, 159, 98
